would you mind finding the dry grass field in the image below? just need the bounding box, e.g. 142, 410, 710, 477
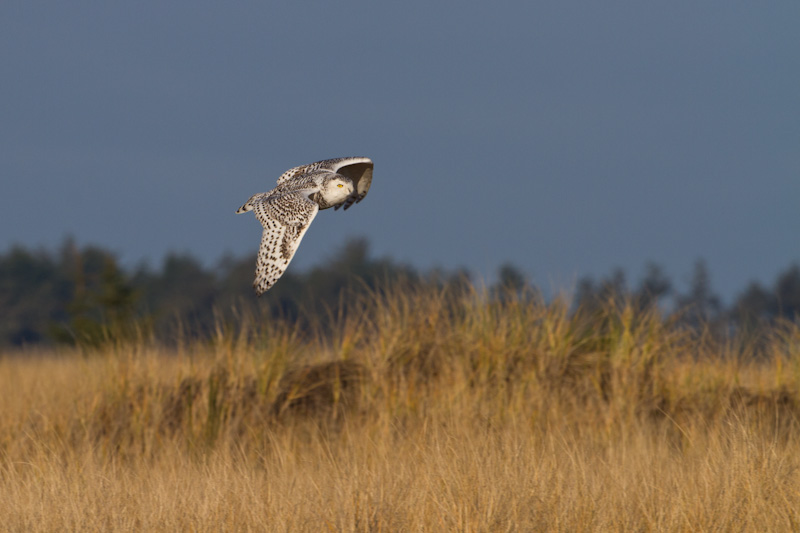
2, 283, 800, 531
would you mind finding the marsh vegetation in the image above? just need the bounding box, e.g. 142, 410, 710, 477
2, 280, 799, 531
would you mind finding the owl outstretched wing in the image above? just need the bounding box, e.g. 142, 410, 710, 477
248, 191, 319, 295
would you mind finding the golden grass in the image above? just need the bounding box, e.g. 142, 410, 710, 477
2, 284, 800, 531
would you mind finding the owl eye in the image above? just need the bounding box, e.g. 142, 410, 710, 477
337, 184, 343, 188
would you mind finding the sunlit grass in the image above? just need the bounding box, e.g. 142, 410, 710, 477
2, 282, 799, 531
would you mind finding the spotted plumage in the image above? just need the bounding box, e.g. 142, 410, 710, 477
236, 157, 374, 295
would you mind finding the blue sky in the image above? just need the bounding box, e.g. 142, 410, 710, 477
1, 1, 798, 301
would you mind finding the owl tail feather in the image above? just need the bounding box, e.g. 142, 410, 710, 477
236, 202, 253, 214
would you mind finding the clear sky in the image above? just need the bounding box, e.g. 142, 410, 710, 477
2, 1, 798, 301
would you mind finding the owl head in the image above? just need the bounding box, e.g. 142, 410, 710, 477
320, 175, 355, 207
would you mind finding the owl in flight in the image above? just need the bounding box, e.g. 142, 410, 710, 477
236, 157, 374, 295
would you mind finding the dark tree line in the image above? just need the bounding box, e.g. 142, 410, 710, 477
0, 238, 798, 347
0, 237, 424, 347
572, 258, 800, 332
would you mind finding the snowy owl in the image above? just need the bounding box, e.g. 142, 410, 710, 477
236, 157, 374, 295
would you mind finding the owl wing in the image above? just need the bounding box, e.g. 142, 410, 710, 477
275, 163, 315, 186
248, 190, 319, 295
330, 158, 373, 211
276, 157, 373, 211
